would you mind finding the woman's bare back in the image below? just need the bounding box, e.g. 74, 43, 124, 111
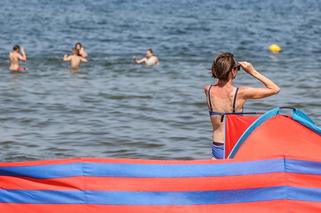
205, 84, 245, 142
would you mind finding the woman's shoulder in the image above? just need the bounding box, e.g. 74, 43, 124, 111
236, 86, 252, 99
204, 84, 213, 93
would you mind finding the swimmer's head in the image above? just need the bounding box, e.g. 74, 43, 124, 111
211, 52, 240, 81
75, 42, 82, 50
13, 45, 20, 52
72, 48, 80, 56
146, 48, 153, 58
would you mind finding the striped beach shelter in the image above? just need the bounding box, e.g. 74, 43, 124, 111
0, 107, 320, 212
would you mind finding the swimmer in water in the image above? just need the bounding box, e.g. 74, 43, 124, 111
74, 42, 88, 58
134, 48, 160, 66
9, 45, 27, 72
64, 48, 88, 70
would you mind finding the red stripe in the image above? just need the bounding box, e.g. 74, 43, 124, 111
0, 201, 320, 213
0, 173, 321, 191
2, 173, 320, 191
0, 176, 83, 190
82, 173, 287, 191
289, 173, 321, 188
0, 173, 285, 191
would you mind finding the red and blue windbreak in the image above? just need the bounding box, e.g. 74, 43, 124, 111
1, 156, 321, 212
1, 107, 320, 212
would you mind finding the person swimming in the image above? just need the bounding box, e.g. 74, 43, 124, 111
204, 52, 280, 159
134, 48, 160, 66
74, 42, 88, 58
9, 45, 27, 72
63, 48, 88, 70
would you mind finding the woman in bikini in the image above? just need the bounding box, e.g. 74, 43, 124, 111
204, 52, 280, 159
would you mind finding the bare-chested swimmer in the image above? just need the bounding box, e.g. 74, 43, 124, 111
9, 45, 28, 72
134, 48, 160, 66
63, 48, 88, 70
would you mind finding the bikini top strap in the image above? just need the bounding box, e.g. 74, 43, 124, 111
207, 85, 213, 111
232, 87, 239, 113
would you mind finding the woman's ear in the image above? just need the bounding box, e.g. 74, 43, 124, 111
231, 69, 237, 79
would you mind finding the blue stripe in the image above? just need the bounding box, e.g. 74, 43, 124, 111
1, 158, 321, 179
0, 186, 320, 205
0, 163, 84, 179
228, 107, 280, 158
287, 159, 321, 175
288, 187, 321, 203
0, 159, 285, 178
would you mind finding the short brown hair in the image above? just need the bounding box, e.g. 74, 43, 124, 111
72, 48, 80, 56
211, 52, 238, 80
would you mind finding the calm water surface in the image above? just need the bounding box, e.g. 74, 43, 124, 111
0, 0, 320, 161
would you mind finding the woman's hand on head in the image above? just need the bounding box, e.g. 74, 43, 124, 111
239, 61, 255, 74
238, 61, 280, 99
